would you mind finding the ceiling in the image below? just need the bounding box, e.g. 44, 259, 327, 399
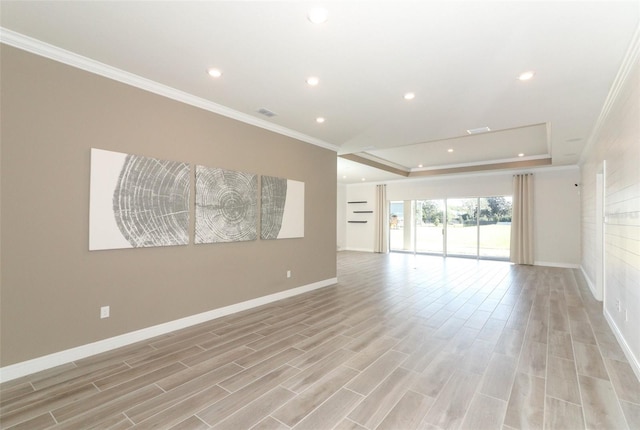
1, 1, 638, 184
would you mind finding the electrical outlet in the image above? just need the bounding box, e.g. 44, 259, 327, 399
616, 300, 621, 312
100, 306, 110, 319
625, 309, 628, 322
287, 270, 291, 278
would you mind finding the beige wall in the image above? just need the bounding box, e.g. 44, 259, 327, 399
580, 39, 639, 372
532, 168, 581, 266
0, 45, 337, 366
336, 184, 347, 250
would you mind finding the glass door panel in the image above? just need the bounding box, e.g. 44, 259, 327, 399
479, 196, 512, 259
416, 199, 445, 254
446, 198, 478, 256
389, 201, 404, 251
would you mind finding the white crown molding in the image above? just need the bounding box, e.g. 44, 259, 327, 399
0, 28, 339, 153
0, 277, 338, 383
579, 25, 640, 165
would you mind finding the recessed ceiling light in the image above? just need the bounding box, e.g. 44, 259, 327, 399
448, 148, 454, 153
342, 175, 347, 179
207, 68, 222, 78
308, 7, 328, 24
518, 71, 535, 81
518, 153, 525, 157
316, 117, 325, 123
404, 92, 415, 100
306, 76, 319, 86
418, 164, 423, 168
361, 178, 366, 181
467, 126, 491, 135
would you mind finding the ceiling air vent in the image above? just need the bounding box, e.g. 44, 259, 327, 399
257, 108, 277, 118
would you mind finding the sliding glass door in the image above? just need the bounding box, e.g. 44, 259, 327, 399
479, 196, 512, 258
389, 196, 512, 260
416, 200, 445, 254
389, 201, 407, 251
446, 198, 478, 257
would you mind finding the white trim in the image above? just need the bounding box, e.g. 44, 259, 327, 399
579, 26, 640, 165
534, 261, 580, 269
0, 28, 339, 153
604, 308, 640, 382
343, 247, 374, 253
355, 152, 409, 172
580, 265, 602, 302
0, 277, 337, 383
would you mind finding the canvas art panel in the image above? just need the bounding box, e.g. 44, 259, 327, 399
89, 148, 190, 250
261, 176, 305, 239
195, 166, 258, 243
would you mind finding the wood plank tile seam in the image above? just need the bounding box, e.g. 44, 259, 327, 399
1, 252, 638, 429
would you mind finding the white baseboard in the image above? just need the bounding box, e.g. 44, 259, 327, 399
604, 308, 640, 382
580, 265, 602, 302
534, 261, 580, 269
343, 247, 374, 253
0, 277, 337, 383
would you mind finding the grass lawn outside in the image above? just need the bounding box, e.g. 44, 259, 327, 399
389, 224, 511, 259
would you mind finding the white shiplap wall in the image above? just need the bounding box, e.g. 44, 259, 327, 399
580, 29, 640, 378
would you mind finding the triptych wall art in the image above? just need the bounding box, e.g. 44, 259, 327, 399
195, 166, 258, 244
261, 176, 305, 240
89, 148, 190, 251
89, 148, 304, 251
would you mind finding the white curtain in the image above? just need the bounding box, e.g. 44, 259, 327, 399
374, 184, 388, 253
511, 173, 534, 264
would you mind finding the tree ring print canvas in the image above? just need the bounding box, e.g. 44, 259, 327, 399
261, 176, 304, 239
89, 148, 190, 250
195, 166, 258, 243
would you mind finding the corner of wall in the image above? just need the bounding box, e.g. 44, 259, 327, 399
580, 265, 602, 302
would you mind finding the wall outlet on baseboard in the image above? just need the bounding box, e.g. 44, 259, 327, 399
287, 270, 291, 278
100, 306, 110, 319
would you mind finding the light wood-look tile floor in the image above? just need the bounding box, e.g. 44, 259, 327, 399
2, 251, 639, 429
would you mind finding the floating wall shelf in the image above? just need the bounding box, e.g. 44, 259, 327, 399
348, 201, 370, 224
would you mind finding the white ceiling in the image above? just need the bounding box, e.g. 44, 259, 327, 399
1, 1, 638, 184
